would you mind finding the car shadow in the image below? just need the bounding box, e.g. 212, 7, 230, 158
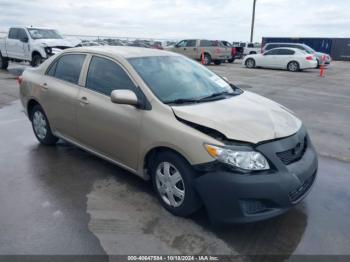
31, 141, 307, 258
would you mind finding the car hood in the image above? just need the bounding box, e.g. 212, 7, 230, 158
34, 38, 76, 48
171, 91, 302, 144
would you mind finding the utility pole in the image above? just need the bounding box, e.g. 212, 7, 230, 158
250, 0, 257, 43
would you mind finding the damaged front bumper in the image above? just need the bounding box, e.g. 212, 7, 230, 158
193, 126, 318, 224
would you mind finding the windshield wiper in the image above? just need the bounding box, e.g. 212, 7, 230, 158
164, 98, 200, 105
164, 91, 238, 105
198, 91, 235, 102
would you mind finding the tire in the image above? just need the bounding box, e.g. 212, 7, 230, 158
201, 53, 211, 65
150, 151, 202, 217
316, 59, 320, 68
0, 52, 9, 70
214, 60, 222, 65
30, 104, 58, 145
228, 58, 235, 63
245, 58, 256, 68
287, 61, 300, 72
30, 53, 42, 67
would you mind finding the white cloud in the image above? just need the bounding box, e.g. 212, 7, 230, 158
0, 0, 348, 41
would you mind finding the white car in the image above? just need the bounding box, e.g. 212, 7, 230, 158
0, 26, 80, 68
243, 48, 318, 72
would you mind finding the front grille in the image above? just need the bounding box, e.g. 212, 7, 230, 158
240, 200, 269, 214
289, 173, 316, 202
276, 137, 307, 165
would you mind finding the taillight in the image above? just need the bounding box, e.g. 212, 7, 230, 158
306, 56, 313, 61
232, 47, 237, 56
17, 76, 23, 85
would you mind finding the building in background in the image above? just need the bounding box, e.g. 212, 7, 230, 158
262, 37, 350, 61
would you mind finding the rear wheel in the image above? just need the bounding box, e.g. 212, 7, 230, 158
201, 53, 211, 65
150, 151, 202, 217
245, 58, 256, 68
31, 54, 42, 67
214, 60, 222, 65
287, 61, 300, 72
30, 105, 58, 145
0, 52, 9, 70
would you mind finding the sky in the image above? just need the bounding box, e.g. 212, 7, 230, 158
0, 0, 349, 42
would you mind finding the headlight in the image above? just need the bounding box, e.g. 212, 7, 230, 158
204, 144, 270, 171
44, 47, 52, 54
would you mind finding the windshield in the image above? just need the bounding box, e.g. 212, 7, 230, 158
27, 28, 63, 39
128, 56, 240, 104
301, 45, 316, 54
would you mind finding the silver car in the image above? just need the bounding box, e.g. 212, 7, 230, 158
19, 46, 318, 223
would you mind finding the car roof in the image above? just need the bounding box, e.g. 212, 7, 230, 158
266, 42, 306, 46
268, 47, 303, 52
62, 46, 180, 58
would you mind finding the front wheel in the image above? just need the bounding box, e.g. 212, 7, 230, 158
151, 151, 202, 217
245, 58, 256, 68
30, 105, 58, 145
287, 61, 300, 72
31, 54, 42, 67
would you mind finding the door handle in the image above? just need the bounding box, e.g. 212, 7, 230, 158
79, 96, 89, 105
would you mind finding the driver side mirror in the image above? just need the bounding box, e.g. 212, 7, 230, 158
111, 90, 138, 106
21, 37, 29, 43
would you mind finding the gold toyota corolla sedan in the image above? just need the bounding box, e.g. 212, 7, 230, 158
19, 46, 318, 223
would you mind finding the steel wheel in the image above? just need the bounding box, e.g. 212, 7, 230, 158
155, 161, 185, 207
33, 111, 47, 140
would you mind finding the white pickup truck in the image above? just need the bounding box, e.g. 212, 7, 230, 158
232, 42, 261, 57
0, 26, 80, 69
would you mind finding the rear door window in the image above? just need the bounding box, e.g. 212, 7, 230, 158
8, 28, 19, 39
49, 54, 86, 84
199, 40, 211, 47
85, 56, 137, 96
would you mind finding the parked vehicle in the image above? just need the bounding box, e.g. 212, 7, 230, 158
243, 48, 318, 72
262, 43, 331, 67
19, 46, 318, 223
168, 39, 231, 65
220, 40, 237, 63
231, 42, 244, 59
233, 42, 261, 56
0, 26, 80, 69
81, 41, 101, 47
